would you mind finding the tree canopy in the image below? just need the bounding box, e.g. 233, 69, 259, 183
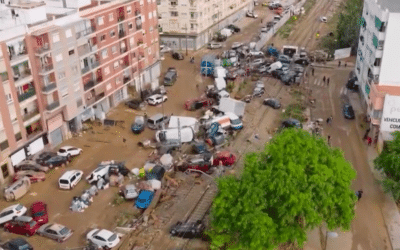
208, 129, 357, 250
374, 131, 400, 201
336, 0, 363, 54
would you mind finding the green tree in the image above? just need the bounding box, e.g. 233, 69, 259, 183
374, 131, 400, 201
208, 129, 357, 250
336, 0, 363, 54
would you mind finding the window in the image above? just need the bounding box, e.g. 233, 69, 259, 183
65, 29, 72, 38
127, 6, 132, 14
15, 132, 22, 141
55, 53, 63, 62
148, 48, 151, 54
74, 82, 80, 91
61, 86, 68, 97
97, 16, 104, 26
149, 12, 152, 19
158, 14, 162, 19
171, 0, 178, 6
106, 83, 112, 91
5, 94, 12, 103
374, 58, 381, 67
1, 163, 8, 178
104, 66, 110, 75
68, 49, 75, 55
191, 23, 194, 29
128, 23, 133, 29
76, 98, 82, 108
100, 34, 106, 42
112, 46, 117, 54
58, 71, 66, 80
110, 30, 116, 37
109, 13, 114, 21
52, 33, 60, 43
0, 140, 9, 151
114, 61, 119, 69
102, 49, 108, 59
171, 11, 178, 17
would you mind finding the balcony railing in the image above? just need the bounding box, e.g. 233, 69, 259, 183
118, 16, 125, 22
39, 64, 53, 74
123, 76, 131, 83
22, 109, 40, 122
76, 27, 95, 39
9, 50, 28, 63
135, 10, 141, 16
119, 30, 126, 38
46, 100, 60, 111
120, 47, 127, 53
95, 92, 105, 101
136, 24, 142, 30
13, 69, 32, 82
81, 66, 90, 74
18, 88, 36, 102
83, 78, 102, 91
42, 82, 57, 93
35, 45, 50, 56
1, 72, 8, 82
91, 61, 100, 69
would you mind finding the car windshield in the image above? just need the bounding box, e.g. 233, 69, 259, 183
16, 204, 23, 211
94, 166, 106, 172
59, 149, 66, 153
17, 243, 30, 250
60, 227, 69, 235
29, 220, 37, 227
33, 211, 45, 217
108, 233, 117, 242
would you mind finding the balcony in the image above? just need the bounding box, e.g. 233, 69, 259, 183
18, 88, 36, 103
92, 61, 100, 69
13, 69, 33, 86
118, 16, 125, 22
81, 66, 90, 74
76, 27, 95, 40
9, 51, 28, 66
95, 92, 105, 101
83, 78, 102, 91
38, 64, 54, 75
121, 47, 128, 53
1, 72, 8, 82
135, 10, 141, 16
119, 30, 126, 38
35, 44, 50, 56
42, 82, 57, 93
46, 100, 60, 111
77, 43, 98, 57
123, 76, 131, 84
136, 24, 142, 30
22, 109, 40, 122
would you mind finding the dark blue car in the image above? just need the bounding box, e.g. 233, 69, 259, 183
135, 190, 155, 209
131, 116, 145, 134
343, 104, 355, 119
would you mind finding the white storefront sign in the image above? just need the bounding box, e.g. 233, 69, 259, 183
381, 95, 400, 133
28, 137, 44, 156
334, 47, 352, 60
11, 148, 26, 166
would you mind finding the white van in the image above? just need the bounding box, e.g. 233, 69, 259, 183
168, 116, 199, 132
226, 112, 243, 130
215, 77, 226, 91
267, 61, 283, 74
59, 170, 83, 189
206, 115, 231, 130
214, 67, 227, 78
155, 127, 195, 143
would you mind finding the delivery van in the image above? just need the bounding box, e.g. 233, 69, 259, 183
155, 127, 195, 143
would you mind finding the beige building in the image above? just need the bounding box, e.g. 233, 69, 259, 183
156, 0, 254, 50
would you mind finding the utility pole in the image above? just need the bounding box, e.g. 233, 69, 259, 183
184, 23, 188, 56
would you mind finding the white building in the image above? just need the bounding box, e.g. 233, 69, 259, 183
355, 0, 400, 149
156, 0, 254, 50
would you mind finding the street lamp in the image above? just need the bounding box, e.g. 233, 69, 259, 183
184, 23, 188, 56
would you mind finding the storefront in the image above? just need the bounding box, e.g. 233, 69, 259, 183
47, 114, 64, 146
9, 133, 48, 167
378, 94, 400, 151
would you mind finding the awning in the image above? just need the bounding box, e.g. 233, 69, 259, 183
375, 16, 382, 30
372, 34, 378, 48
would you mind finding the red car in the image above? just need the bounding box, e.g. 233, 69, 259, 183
4, 216, 41, 236
30, 201, 48, 225
184, 98, 214, 111
12, 170, 46, 183
213, 151, 237, 166
176, 153, 213, 173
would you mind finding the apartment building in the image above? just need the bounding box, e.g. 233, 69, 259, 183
0, 0, 160, 183
355, 0, 400, 150
156, 0, 254, 50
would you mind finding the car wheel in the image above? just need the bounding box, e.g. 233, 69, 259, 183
191, 229, 196, 235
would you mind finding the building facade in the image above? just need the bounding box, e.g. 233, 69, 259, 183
355, 0, 400, 150
156, 0, 254, 50
0, 0, 160, 183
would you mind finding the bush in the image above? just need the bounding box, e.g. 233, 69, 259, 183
112, 193, 125, 206
281, 103, 306, 122
226, 81, 235, 93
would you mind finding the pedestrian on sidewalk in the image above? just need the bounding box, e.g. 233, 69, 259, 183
367, 136, 372, 146
338, 60, 341, 67
261, 19, 263, 24
327, 77, 330, 86
363, 128, 371, 140
327, 135, 331, 146
323, 76, 326, 83
326, 116, 333, 125
122, 137, 127, 146
311, 67, 315, 76
345, 62, 347, 67
355, 190, 363, 201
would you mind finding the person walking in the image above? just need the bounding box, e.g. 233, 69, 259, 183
356, 190, 363, 200
326, 116, 333, 125
323, 76, 326, 83
122, 137, 127, 146
338, 60, 341, 67
364, 128, 371, 140
345, 62, 347, 67
311, 67, 315, 76
367, 136, 372, 146
327, 135, 331, 146
327, 77, 330, 86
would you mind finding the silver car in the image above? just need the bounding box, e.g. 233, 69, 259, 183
120, 184, 138, 200
208, 42, 222, 49
37, 223, 73, 242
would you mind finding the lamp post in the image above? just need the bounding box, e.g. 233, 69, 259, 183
184, 23, 188, 56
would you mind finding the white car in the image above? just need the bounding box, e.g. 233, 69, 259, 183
261, 27, 269, 33
320, 16, 327, 23
246, 11, 258, 18
207, 42, 223, 49
87, 229, 120, 248
0, 204, 27, 225
249, 50, 264, 56
231, 42, 243, 49
59, 170, 83, 189
160, 45, 172, 53
86, 164, 112, 183
146, 94, 168, 106
57, 146, 82, 158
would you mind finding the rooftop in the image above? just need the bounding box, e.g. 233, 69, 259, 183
376, 0, 400, 12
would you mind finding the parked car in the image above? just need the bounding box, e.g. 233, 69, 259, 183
207, 42, 222, 49
263, 98, 281, 109
266, 21, 275, 28
86, 229, 120, 248
261, 27, 270, 33
2, 238, 33, 250
213, 151, 236, 166
228, 50, 237, 58
119, 184, 138, 200
277, 54, 291, 64
281, 118, 302, 129
258, 65, 270, 74
281, 71, 297, 85
135, 190, 155, 209
231, 42, 243, 50
246, 11, 258, 18
253, 81, 265, 97
227, 24, 241, 33
108, 162, 129, 177
249, 50, 264, 56
215, 33, 227, 42
343, 104, 355, 119
146, 165, 166, 181
146, 94, 168, 106
37, 223, 73, 242
131, 116, 145, 134
320, 16, 327, 22
225, 71, 238, 80
42, 155, 69, 168
172, 52, 184, 60
184, 98, 214, 111
86, 164, 112, 184
0, 204, 27, 225
250, 58, 264, 67
59, 170, 83, 189
170, 220, 206, 238
14, 160, 49, 173
57, 146, 82, 158
12, 171, 45, 183
36, 152, 57, 165
4, 216, 40, 236
164, 69, 177, 86
4, 177, 31, 201
125, 99, 142, 110
147, 113, 170, 130
30, 201, 48, 225
176, 153, 213, 172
